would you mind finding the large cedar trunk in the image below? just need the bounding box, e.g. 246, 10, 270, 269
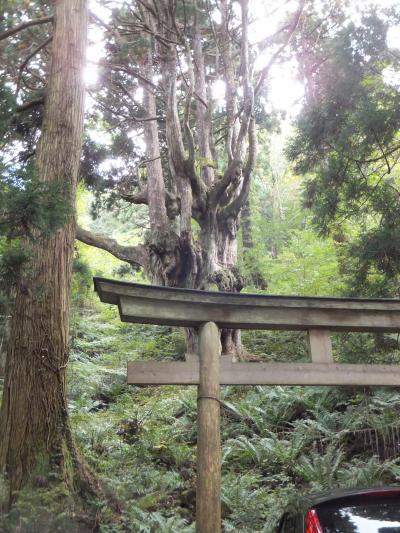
201, 212, 243, 356
0, 0, 95, 505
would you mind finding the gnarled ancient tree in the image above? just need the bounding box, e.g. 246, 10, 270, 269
78, 0, 305, 355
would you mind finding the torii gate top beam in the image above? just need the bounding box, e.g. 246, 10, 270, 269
93, 278, 400, 533
94, 277, 400, 332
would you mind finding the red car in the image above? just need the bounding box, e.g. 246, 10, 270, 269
276, 487, 400, 532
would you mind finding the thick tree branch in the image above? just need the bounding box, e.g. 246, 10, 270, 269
0, 16, 53, 42
76, 227, 148, 267
16, 36, 53, 95
224, 116, 256, 217
118, 168, 149, 205
16, 97, 45, 113
209, 158, 242, 206
193, 1, 214, 186
140, 24, 169, 232
119, 189, 148, 204
220, 0, 238, 163
233, 0, 253, 159
162, 49, 187, 178
244, 116, 257, 180
178, 39, 207, 205
183, 45, 196, 169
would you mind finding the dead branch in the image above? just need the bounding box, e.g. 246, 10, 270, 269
93, 60, 160, 93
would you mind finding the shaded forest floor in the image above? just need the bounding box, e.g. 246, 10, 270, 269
2, 300, 400, 532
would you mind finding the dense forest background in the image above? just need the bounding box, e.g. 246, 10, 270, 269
1, 0, 400, 531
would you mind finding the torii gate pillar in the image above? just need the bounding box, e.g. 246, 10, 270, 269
93, 277, 400, 532
197, 322, 221, 532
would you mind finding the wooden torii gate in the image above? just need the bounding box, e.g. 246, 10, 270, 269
94, 277, 400, 533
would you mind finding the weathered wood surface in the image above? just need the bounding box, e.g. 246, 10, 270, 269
196, 322, 221, 533
94, 278, 400, 309
308, 329, 333, 363
94, 278, 400, 331
127, 361, 199, 384
127, 359, 400, 386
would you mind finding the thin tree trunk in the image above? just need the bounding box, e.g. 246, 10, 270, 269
241, 199, 254, 250
242, 198, 267, 289
142, 29, 168, 234
193, 2, 214, 186
0, 0, 96, 506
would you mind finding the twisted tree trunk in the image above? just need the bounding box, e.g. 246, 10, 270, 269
76, 0, 304, 357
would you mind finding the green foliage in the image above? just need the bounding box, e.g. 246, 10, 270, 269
0, 166, 72, 240
253, 228, 344, 296
0, 165, 73, 296
294, 446, 345, 490
287, 6, 400, 295
240, 127, 344, 298
241, 330, 308, 362
0, 240, 28, 289
71, 255, 93, 308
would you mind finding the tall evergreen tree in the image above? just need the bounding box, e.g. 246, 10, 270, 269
0, 0, 97, 505
288, 4, 400, 296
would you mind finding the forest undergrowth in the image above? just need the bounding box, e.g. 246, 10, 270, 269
2, 290, 400, 532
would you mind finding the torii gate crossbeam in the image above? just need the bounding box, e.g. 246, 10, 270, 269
94, 277, 400, 533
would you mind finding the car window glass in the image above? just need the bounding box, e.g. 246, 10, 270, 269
316, 496, 400, 533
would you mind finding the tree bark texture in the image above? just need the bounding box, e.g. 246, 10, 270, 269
0, 0, 94, 504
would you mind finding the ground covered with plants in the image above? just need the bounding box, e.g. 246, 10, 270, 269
2, 250, 400, 532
